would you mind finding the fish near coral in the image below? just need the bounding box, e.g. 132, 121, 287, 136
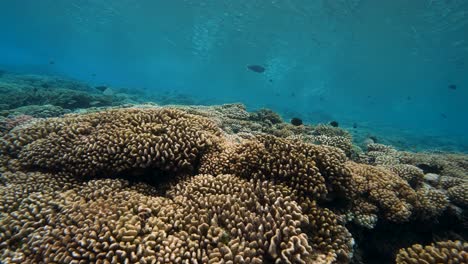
291, 117, 303, 126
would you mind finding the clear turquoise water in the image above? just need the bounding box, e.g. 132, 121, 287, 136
1, 1, 467, 151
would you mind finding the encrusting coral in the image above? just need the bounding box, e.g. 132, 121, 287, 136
395, 240, 468, 264
1, 108, 222, 177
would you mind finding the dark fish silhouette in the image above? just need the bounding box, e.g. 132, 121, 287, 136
330, 121, 339, 127
269, 79, 273, 83
353, 123, 357, 128
247, 65, 265, 73
441, 113, 447, 119
448, 84, 457, 90
49, 60, 55, 65
291, 117, 303, 126
95, 86, 108, 92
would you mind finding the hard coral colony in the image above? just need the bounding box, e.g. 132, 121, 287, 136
0, 106, 466, 264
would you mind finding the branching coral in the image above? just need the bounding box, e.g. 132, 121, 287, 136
1, 108, 222, 177
395, 240, 468, 264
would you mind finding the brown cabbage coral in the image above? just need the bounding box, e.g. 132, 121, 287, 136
1, 108, 222, 177
0, 174, 320, 264
395, 240, 468, 264
346, 161, 418, 223
200, 135, 353, 201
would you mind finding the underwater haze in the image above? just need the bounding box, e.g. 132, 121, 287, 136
1, 0, 468, 151
2, 1, 468, 264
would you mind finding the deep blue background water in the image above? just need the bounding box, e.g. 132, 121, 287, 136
1, 0, 467, 151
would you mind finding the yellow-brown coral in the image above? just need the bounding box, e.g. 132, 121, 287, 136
1, 108, 222, 177
200, 135, 353, 201
0, 174, 321, 263
396, 240, 468, 264
447, 184, 468, 208
346, 161, 418, 223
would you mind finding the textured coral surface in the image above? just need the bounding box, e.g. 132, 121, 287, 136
0, 105, 467, 264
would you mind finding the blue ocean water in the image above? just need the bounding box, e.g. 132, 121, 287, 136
1, 0, 467, 151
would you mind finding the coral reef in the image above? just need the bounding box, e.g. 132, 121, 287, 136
447, 184, 468, 208
346, 161, 418, 223
200, 134, 353, 201
0, 101, 467, 264
199, 135, 356, 261
0, 73, 138, 113
396, 240, 467, 264
0, 115, 34, 136
0, 173, 322, 263
175, 104, 355, 156
0, 104, 69, 118
1, 108, 222, 177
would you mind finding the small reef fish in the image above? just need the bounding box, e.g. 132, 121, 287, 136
330, 121, 339, 127
448, 84, 457, 90
290, 117, 303, 126
247, 65, 266, 73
